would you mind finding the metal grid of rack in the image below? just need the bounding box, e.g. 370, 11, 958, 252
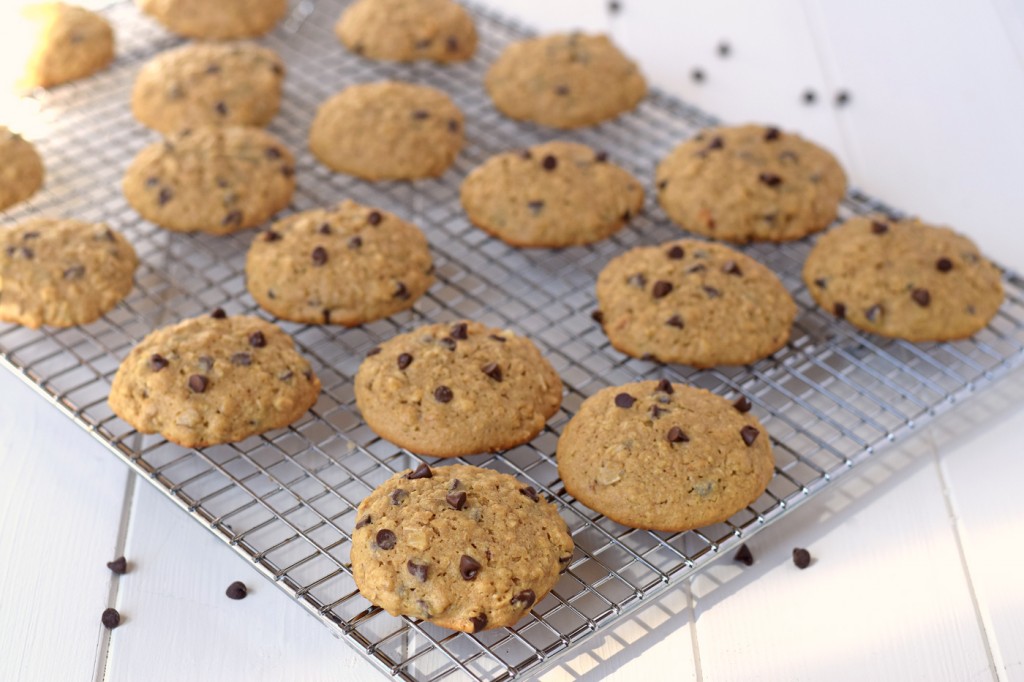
3, 1, 1024, 680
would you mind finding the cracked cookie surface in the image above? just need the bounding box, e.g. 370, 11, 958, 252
336, 0, 477, 63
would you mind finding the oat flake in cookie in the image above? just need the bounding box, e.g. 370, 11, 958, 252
557, 381, 775, 532
0, 218, 137, 329
656, 124, 847, 243
108, 314, 321, 448
336, 0, 477, 63
246, 200, 434, 326
460, 141, 644, 247
354, 321, 562, 457
803, 215, 1004, 341
136, 0, 287, 40
351, 464, 573, 633
122, 126, 295, 235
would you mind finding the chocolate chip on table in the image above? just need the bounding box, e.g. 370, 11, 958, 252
511, 589, 536, 609
367, 210, 382, 226
666, 245, 685, 260
407, 560, 429, 581
834, 90, 851, 107
101, 608, 120, 629
666, 314, 684, 329
614, 393, 636, 408
469, 614, 488, 633
740, 425, 760, 446
871, 221, 889, 235
188, 374, 208, 393
607, 0, 621, 13
733, 396, 752, 413
448, 119, 460, 133
450, 322, 469, 340
717, 41, 731, 57
446, 491, 467, 510
834, 302, 847, 319
106, 556, 128, 575
311, 246, 328, 266
758, 172, 782, 187
864, 304, 882, 322
911, 288, 931, 307
652, 280, 673, 299
541, 155, 557, 171
355, 515, 372, 529
792, 547, 812, 569
591, 310, 604, 324
348, 236, 362, 249
656, 379, 674, 394
407, 463, 432, 480
481, 362, 503, 381
249, 331, 266, 347
149, 354, 168, 371
764, 127, 781, 141
434, 386, 453, 403
666, 426, 689, 443
691, 67, 705, 83
375, 529, 397, 549
734, 543, 754, 566
263, 230, 281, 242
225, 581, 248, 600
722, 260, 742, 276
802, 89, 817, 105
230, 352, 251, 366
936, 257, 953, 272
519, 486, 540, 502
459, 555, 481, 580
394, 282, 409, 300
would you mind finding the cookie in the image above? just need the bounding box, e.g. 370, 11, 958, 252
803, 215, 1005, 341
131, 42, 285, 134
351, 463, 574, 632
460, 142, 644, 248
123, 126, 295, 235
354, 321, 562, 457
0, 127, 45, 211
309, 81, 464, 181
336, 0, 477, 63
656, 124, 847, 243
484, 33, 646, 129
0, 218, 137, 329
8, 3, 115, 89
136, 0, 287, 40
595, 239, 796, 367
557, 381, 774, 532
245, 200, 434, 325
108, 313, 321, 448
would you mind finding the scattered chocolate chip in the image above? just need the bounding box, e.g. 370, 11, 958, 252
871, 221, 889, 235
355, 515, 372, 529
158, 187, 173, 205
717, 41, 731, 57
702, 286, 721, 298
265, 147, 281, 160
511, 589, 536, 609
936, 257, 953, 272
802, 89, 817, 105
311, 246, 328, 266
733, 396, 752, 413
263, 230, 281, 242
460, 555, 482, 580
347, 236, 362, 249
375, 529, 397, 550
691, 67, 705, 83
489, 334, 506, 343
407, 463, 432, 480
764, 127, 781, 141
389, 489, 408, 505
107, 557, 128, 575
230, 352, 252, 366
911, 288, 931, 307
793, 547, 812, 569
740, 425, 759, 446
595, 151, 609, 162
226, 581, 247, 599
527, 200, 545, 215
614, 393, 636, 408
394, 282, 409, 300
722, 260, 742, 276
626, 273, 647, 289
666, 426, 689, 443
591, 310, 604, 324
434, 386, 453, 403
101, 608, 120, 629
656, 379, 673, 394
666, 314, 685, 329
450, 322, 468, 340
481, 362, 502, 381
446, 491, 467, 510
864, 304, 882, 322
407, 560, 429, 581
188, 375, 208, 393
652, 280, 673, 299
758, 173, 782, 187
367, 210, 382, 226
834, 90, 851, 107
834, 302, 847, 319
397, 353, 413, 370
249, 331, 266, 347
469, 614, 488, 633
149, 354, 168, 371
666, 245, 685, 260
519, 486, 539, 502
541, 155, 557, 171
734, 544, 754, 566
608, 0, 621, 13
366, 347, 382, 357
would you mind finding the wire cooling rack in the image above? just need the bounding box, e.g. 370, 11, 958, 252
3, 1, 1024, 680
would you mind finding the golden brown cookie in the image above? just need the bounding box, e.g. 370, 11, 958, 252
308, 81, 464, 181
354, 321, 562, 457
108, 312, 321, 448
595, 239, 796, 367
336, 0, 477, 63
351, 463, 573, 632
803, 215, 1005, 341
656, 124, 847, 243
122, 126, 295, 235
557, 381, 774, 532
7, 3, 115, 89
460, 141, 644, 247
136, 0, 287, 40
485, 32, 646, 129
0, 218, 137, 328
131, 42, 285, 134
245, 200, 434, 325
0, 127, 44, 211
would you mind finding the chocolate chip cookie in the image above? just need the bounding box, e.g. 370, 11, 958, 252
308, 81, 464, 181
595, 239, 796, 367
123, 126, 295, 234
485, 32, 646, 129
354, 321, 562, 457
108, 312, 321, 448
0, 218, 137, 328
460, 141, 644, 247
351, 463, 573, 632
10, 2, 115, 89
336, 0, 477, 63
245, 200, 435, 325
656, 124, 847, 243
557, 381, 775, 531
136, 0, 287, 40
131, 42, 285, 134
0, 127, 44, 211
803, 215, 1005, 341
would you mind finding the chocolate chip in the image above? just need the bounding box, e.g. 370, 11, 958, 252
223, 210, 243, 228
263, 230, 281, 242
519, 486, 539, 502
311, 246, 328, 266
188, 375, 208, 393
158, 187, 173, 205
871, 221, 889, 235
835, 90, 851, 107
389, 489, 408, 505
834, 302, 847, 319
225, 581, 247, 600
758, 173, 782, 187
469, 614, 488, 633
511, 589, 536, 609
658, 179, 668, 190
394, 282, 409, 300
608, 0, 621, 13
802, 89, 817, 104
482, 362, 502, 381
281, 166, 295, 178
764, 127, 781, 141
149, 354, 168, 371
249, 331, 266, 347
107, 557, 128, 574
793, 547, 812, 569
446, 491, 467, 510
666, 426, 689, 443
626, 273, 647, 289
936, 257, 953, 272
591, 310, 604, 324
649, 405, 666, 419
265, 147, 281, 160
434, 386, 453, 403
397, 353, 413, 370
864, 304, 882, 322
63, 264, 86, 280
215, 101, 228, 116
366, 347, 382, 357
197, 355, 214, 372
733, 396, 752, 413
814, 278, 827, 288
734, 544, 754, 566
355, 515, 372, 529
230, 352, 251, 366
652, 280, 673, 299
209, 308, 226, 320
722, 261, 742, 276
666, 314, 684, 329
375, 529, 396, 549
702, 286, 721, 298
527, 200, 545, 215
450, 322, 468, 340
554, 84, 570, 96
912, 288, 931, 307
101, 608, 120, 629
407, 560, 428, 582
595, 151, 608, 162
459, 555, 482, 580
446, 36, 459, 52
691, 67, 705, 82
740, 425, 759, 446
367, 210, 382, 226
666, 245, 685, 259
541, 155, 557, 171
448, 119, 460, 133
520, 149, 532, 160
346, 235, 362, 250
614, 393, 636, 408
315, 223, 331, 235
489, 334, 506, 343
407, 463, 432, 480
655, 379, 673, 394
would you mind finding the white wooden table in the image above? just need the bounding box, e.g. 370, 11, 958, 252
3, 1, 1024, 680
